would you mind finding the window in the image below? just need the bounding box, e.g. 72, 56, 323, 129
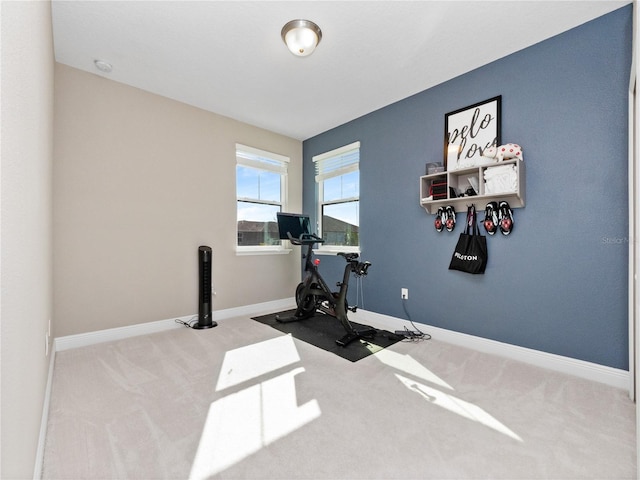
236, 144, 289, 252
313, 141, 360, 251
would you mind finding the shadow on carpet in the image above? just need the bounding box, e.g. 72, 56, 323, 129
252, 309, 403, 362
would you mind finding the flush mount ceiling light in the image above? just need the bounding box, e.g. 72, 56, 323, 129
94, 59, 112, 73
281, 19, 322, 57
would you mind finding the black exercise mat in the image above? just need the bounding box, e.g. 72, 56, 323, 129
252, 309, 403, 362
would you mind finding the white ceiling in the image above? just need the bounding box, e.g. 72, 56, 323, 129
51, 1, 630, 141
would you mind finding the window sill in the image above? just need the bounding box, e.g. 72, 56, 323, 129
315, 246, 361, 256
236, 247, 292, 256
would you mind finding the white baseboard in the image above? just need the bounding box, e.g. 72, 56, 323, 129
351, 309, 629, 390
213, 297, 296, 322
33, 344, 56, 480
54, 297, 296, 352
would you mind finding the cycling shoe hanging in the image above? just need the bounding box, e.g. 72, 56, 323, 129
483, 201, 499, 235
435, 206, 444, 232
445, 205, 456, 232
498, 201, 514, 235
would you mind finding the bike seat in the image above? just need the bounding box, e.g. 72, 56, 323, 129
338, 252, 359, 262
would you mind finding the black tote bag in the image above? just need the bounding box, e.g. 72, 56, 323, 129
448, 205, 487, 274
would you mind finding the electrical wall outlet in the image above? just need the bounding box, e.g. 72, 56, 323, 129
401, 288, 408, 299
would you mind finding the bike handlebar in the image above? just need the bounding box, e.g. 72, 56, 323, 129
287, 232, 326, 246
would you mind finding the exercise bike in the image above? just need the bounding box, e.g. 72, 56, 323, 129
275, 212, 378, 347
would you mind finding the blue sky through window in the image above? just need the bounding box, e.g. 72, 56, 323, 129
237, 165, 281, 222
323, 171, 358, 204
323, 202, 359, 227
323, 171, 359, 226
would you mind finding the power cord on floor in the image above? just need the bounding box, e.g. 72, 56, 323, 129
175, 316, 199, 329
394, 298, 431, 342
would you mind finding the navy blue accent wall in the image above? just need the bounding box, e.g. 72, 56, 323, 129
303, 6, 632, 370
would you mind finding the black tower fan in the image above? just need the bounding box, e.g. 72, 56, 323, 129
194, 246, 217, 329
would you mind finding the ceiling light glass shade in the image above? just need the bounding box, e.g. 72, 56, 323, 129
94, 59, 112, 73
281, 19, 322, 57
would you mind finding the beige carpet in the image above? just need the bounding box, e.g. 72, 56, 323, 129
42, 313, 636, 479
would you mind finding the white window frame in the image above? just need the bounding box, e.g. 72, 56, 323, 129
236, 144, 290, 255
313, 141, 360, 254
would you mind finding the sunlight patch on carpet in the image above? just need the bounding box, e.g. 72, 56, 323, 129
373, 349, 454, 390
215, 334, 300, 391
395, 373, 522, 442
190, 337, 321, 479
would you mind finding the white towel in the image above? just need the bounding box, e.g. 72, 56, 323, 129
484, 164, 517, 194
451, 155, 497, 170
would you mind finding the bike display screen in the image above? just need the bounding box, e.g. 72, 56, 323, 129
276, 212, 311, 240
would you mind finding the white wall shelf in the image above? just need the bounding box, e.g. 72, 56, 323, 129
420, 159, 525, 214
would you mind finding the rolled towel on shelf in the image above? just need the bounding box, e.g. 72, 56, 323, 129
484, 164, 515, 178
484, 164, 517, 194
451, 155, 496, 170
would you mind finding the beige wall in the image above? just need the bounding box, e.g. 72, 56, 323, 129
53, 64, 302, 337
1, 1, 55, 478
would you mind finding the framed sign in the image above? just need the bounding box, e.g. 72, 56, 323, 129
444, 96, 501, 170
